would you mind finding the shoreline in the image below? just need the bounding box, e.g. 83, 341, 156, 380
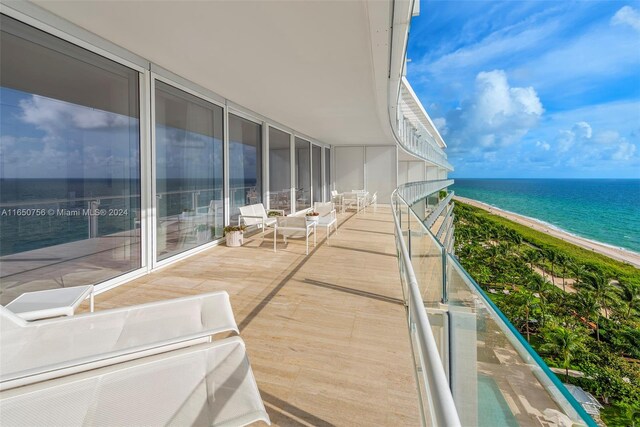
454, 196, 640, 269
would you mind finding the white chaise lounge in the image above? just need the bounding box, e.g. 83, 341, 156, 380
0, 291, 238, 390
0, 337, 270, 427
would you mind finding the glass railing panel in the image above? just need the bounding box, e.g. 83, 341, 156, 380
446, 255, 594, 427
392, 192, 461, 427
391, 182, 595, 427
408, 209, 443, 309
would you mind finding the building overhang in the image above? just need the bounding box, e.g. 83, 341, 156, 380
23, 0, 413, 147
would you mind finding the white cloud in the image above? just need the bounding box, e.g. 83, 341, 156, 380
552, 121, 638, 166
612, 141, 637, 160
432, 117, 448, 136
1, 94, 137, 178
612, 6, 640, 32
536, 141, 550, 151
445, 70, 543, 154
19, 95, 130, 135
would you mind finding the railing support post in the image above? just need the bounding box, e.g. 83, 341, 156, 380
441, 249, 448, 304
407, 204, 412, 259
88, 199, 100, 239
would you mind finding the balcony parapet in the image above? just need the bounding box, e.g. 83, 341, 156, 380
397, 105, 454, 171
424, 191, 454, 229
391, 181, 597, 427
396, 179, 454, 206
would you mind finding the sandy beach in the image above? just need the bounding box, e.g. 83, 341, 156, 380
454, 196, 640, 269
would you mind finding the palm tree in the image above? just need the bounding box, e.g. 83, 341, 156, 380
617, 281, 640, 320
545, 248, 558, 286
529, 275, 550, 327
523, 249, 540, 272
584, 271, 615, 319
575, 290, 601, 341
572, 263, 589, 286
515, 290, 538, 342
540, 326, 587, 381
556, 253, 568, 292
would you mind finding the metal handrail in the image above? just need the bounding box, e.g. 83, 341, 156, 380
390, 189, 462, 427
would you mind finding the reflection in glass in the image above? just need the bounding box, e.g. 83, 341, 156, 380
325, 147, 331, 201
295, 138, 311, 211
269, 127, 291, 214
229, 114, 262, 223
155, 81, 224, 261
312, 145, 322, 204
0, 15, 141, 304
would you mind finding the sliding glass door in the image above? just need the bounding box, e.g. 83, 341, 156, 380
154, 81, 224, 261
294, 138, 311, 211
0, 15, 141, 303
325, 147, 331, 201
229, 114, 262, 223
269, 127, 292, 214
312, 145, 322, 204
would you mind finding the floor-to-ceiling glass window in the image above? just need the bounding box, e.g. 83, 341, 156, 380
229, 114, 262, 223
295, 138, 311, 211
312, 145, 322, 204
269, 127, 291, 214
0, 15, 141, 304
325, 147, 331, 201
155, 81, 224, 261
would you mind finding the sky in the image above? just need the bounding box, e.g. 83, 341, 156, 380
406, 0, 640, 178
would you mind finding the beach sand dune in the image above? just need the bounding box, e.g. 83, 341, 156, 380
454, 196, 640, 269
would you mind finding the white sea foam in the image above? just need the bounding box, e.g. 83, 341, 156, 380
457, 196, 640, 257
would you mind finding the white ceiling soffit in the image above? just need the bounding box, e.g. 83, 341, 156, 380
31, 0, 400, 147
400, 77, 447, 148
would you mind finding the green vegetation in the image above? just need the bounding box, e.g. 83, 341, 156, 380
453, 202, 640, 426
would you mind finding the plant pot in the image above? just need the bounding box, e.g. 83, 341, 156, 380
306, 216, 319, 223
225, 230, 243, 247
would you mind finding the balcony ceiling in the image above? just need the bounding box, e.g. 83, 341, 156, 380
32, 0, 397, 147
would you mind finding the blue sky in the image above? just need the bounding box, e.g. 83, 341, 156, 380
406, 0, 640, 178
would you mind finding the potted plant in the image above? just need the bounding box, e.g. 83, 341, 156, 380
305, 211, 320, 223
267, 210, 283, 217
195, 224, 210, 244
224, 225, 246, 247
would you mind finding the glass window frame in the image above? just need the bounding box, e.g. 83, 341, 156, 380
151, 75, 226, 266
227, 112, 263, 224
294, 137, 311, 213
0, 13, 147, 300
268, 125, 292, 214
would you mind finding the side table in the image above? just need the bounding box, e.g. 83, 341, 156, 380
4, 285, 95, 321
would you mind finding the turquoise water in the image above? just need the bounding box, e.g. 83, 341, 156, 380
477, 375, 518, 427
451, 179, 640, 254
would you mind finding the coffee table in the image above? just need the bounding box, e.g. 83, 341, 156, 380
4, 285, 94, 321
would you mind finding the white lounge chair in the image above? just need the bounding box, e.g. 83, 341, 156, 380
238, 203, 283, 239
314, 202, 338, 244
274, 216, 316, 255
0, 337, 270, 427
330, 190, 342, 206
364, 191, 377, 213
341, 192, 359, 213
1, 291, 238, 390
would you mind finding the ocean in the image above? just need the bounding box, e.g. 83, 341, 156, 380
451, 179, 640, 254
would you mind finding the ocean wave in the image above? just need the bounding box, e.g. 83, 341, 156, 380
458, 196, 640, 257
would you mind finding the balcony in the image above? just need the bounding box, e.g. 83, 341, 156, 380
82, 207, 420, 425
391, 182, 597, 426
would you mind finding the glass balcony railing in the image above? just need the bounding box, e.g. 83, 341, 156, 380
391, 183, 597, 427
